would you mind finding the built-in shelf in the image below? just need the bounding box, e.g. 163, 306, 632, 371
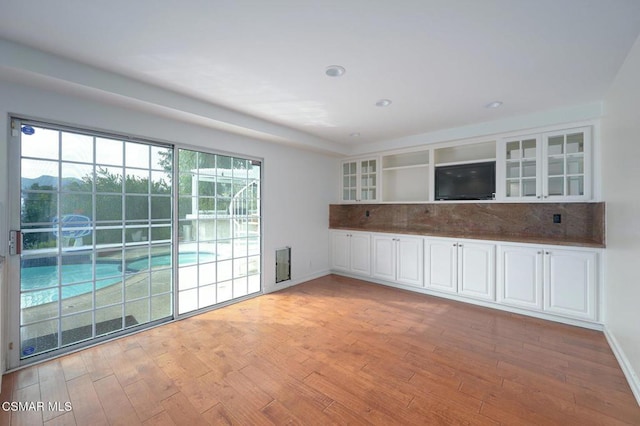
382, 163, 429, 172
381, 150, 430, 202
435, 158, 496, 167
434, 141, 496, 166
382, 150, 429, 169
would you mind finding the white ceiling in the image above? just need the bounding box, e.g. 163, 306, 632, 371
1, 1, 640, 153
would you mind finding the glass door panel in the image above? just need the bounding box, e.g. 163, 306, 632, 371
176, 149, 261, 315
502, 138, 538, 199
506, 180, 520, 197
543, 130, 586, 199
522, 160, 536, 178
359, 159, 377, 202
522, 179, 537, 197
17, 122, 173, 360
341, 161, 357, 201
567, 176, 584, 196
548, 177, 564, 196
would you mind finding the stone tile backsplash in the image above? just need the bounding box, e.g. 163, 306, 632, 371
329, 202, 605, 246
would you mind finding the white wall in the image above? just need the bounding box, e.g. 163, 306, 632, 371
0, 79, 337, 370
601, 34, 640, 401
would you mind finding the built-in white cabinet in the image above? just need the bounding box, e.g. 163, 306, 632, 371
498, 244, 597, 321
331, 231, 371, 275
497, 245, 544, 310
423, 239, 457, 293
372, 234, 423, 287
425, 238, 496, 301
338, 124, 593, 204
497, 127, 591, 201
544, 248, 597, 320
542, 128, 591, 200
341, 158, 378, 202
330, 229, 601, 326
498, 136, 541, 200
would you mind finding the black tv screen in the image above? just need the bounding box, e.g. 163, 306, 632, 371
435, 162, 496, 200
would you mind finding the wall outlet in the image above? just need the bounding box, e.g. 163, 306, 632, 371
365, 210, 370, 217
553, 214, 562, 224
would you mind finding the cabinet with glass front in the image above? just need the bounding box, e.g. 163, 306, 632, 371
501, 136, 541, 199
498, 127, 591, 201
543, 128, 590, 199
341, 158, 378, 202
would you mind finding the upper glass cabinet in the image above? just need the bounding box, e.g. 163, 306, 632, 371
544, 131, 587, 198
501, 137, 540, 199
498, 126, 591, 201
341, 158, 378, 202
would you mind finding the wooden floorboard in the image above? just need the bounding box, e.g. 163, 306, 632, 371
1, 274, 639, 425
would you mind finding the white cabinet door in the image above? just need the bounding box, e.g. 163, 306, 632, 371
496, 126, 591, 202
458, 242, 495, 301
425, 239, 458, 293
331, 231, 370, 275
498, 245, 543, 309
544, 249, 597, 320
372, 235, 395, 281
542, 127, 591, 201
331, 231, 351, 272
497, 136, 541, 200
340, 158, 378, 202
396, 236, 424, 287
350, 233, 371, 275
341, 161, 358, 202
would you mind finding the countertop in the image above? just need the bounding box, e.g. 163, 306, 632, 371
329, 226, 605, 248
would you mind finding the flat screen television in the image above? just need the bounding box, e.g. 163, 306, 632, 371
435, 161, 496, 200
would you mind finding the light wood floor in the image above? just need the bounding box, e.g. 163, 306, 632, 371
1, 274, 639, 425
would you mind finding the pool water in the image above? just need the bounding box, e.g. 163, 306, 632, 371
21, 252, 215, 307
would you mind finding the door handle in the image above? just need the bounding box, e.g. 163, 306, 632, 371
9, 230, 22, 255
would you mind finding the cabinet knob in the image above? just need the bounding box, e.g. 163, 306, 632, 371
459, 244, 463, 247
452, 243, 457, 247
537, 251, 542, 254
545, 251, 550, 255
544, 195, 548, 199
537, 195, 541, 199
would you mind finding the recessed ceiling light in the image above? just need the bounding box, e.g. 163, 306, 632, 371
485, 101, 503, 108
325, 65, 346, 77
376, 99, 392, 107
350, 132, 361, 137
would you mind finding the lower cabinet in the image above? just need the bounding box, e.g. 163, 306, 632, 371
330, 229, 601, 325
497, 245, 544, 310
331, 230, 371, 275
544, 248, 597, 320
498, 245, 597, 321
372, 234, 423, 287
424, 238, 496, 301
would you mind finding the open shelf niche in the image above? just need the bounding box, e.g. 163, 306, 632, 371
434, 141, 496, 166
381, 150, 430, 202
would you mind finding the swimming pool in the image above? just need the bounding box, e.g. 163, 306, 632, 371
21, 252, 216, 308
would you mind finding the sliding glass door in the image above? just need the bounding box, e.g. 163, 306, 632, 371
176, 149, 261, 314
15, 121, 173, 360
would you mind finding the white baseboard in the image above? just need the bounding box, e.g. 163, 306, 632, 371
265, 269, 331, 293
604, 326, 640, 406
